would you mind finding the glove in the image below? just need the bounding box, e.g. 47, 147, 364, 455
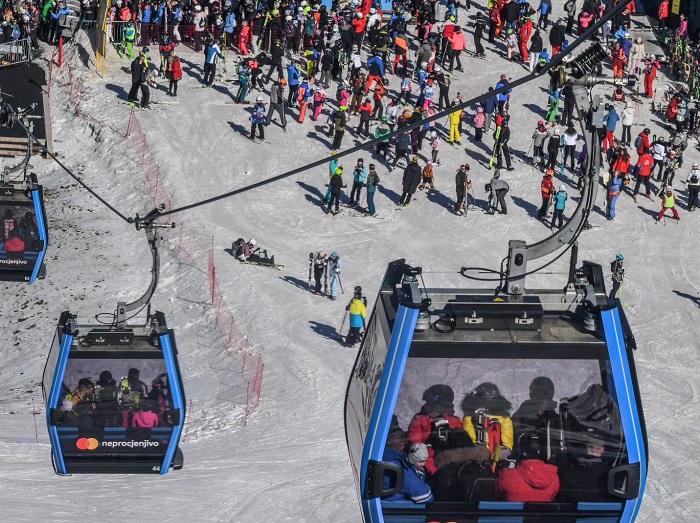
335, 269, 340, 273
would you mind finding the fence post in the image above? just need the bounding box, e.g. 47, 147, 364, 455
126, 107, 135, 138
58, 36, 63, 67
32, 399, 39, 444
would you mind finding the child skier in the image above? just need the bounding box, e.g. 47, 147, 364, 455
474, 107, 485, 141
419, 161, 436, 192
312, 88, 326, 121
657, 186, 680, 221
546, 87, 560, 122
506, 28, 517, 61
429, 130, 440, 164
532, 120, 549, 166
249, 96, 266, 141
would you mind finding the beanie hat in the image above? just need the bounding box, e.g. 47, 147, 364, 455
422, 384, 455, 408
406, 443, 429, 465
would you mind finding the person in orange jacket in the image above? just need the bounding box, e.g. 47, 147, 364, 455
611, 42, 627, 78
538, 168, 556, 219
658, 0, 669, 29
238, 20, 251, 55
448, 25, 467, 72
519, 16, 533, 62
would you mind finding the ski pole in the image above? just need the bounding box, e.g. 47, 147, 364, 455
338, 273, 345, 294
338, 308, 349, 339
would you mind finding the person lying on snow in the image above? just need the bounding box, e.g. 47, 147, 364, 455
232, 238, 276, 265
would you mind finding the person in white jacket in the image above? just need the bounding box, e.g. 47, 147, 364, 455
651, 139, 667, 181
621, 101, 634, 146
629, 37, 645, 75
562, 125, 578, 172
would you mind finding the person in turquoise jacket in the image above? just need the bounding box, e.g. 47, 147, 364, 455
324, 160, 340, 204
551, 185, 568, 229
349, 158, 367, 206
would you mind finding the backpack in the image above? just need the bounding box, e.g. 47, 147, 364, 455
691, 173, 699, 184
336, 84, 344, 102
119, 377, 135, 411
394, 16, 406, 33
634, 135, 642, 149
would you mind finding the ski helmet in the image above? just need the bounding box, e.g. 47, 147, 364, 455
420, 61, 428, 69
369, 164, 376, 170
433, 64, 441, 72
256, 96, 263, 102
194, 4, 201, 10
474, 382, 500, 400
427, 161, 433, 166
693, 162, 699, 168
559, 185, 566, 192
358, 158, 364, 164
248, 239, 257, 246
331, 251, 339, 258
354, 285, 362, 295
666, 186, 673, 192
616, 253, 624, 260
381, 116, 387, 122
545, 168, 554, 177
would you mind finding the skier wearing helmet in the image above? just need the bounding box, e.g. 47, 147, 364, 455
538, 169, 556, 219
461, 383, 514, 465
657, 186, 680, 222
249, 96, 267, 141
552, 184, 568, 229
609, 254, 625, 301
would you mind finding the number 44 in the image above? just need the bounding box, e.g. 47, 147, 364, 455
152, 465, 161, 472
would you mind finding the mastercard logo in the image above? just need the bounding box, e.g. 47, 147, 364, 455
76, 438, 99, 450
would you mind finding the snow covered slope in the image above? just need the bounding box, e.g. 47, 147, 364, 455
0, 9, 698, 523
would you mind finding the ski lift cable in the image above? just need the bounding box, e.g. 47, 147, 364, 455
132, 1, 628, 225
10, 115, 132, 224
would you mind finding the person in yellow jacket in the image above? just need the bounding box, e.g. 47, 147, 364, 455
449, 101, 462, 144
656, 185, 680, 221
346, 287, 367, 346
460, 382, 514, 469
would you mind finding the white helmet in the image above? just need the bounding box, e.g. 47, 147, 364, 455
194, 4, 201, 10
256, 96, 263, 102
249, 239, 257, 247
286, 14, 292, 20
420, 61, 428, 69
300, 0, 307, 5
559, 185, 566, 192
693, 162, 699, 168
115, 0, 122, 5
433, 64, 441, 72
370, 7, 376, 13
430, 130, 437, 139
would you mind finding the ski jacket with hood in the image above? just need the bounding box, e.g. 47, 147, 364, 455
621, 102, 634, 126
382, 448, 434, 503
496, 460, 560, 502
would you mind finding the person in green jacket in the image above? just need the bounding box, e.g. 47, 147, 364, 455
374, 116, 391, 158
120, 20, 136, 59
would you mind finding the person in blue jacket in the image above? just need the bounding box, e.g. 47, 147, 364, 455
349, 158, 367, 205
537, 0, 552, 29
608, 171, 623, 220
482, 87, 499, 133
286, 61, 300, 107
203, 39, 224, 87
328, 252, 342, 300
249, 96, 266, 141
224, 11, 236, 46
382, 430, 434, 504
603, 104, 619, 152
495, 74, 512, 114
551, 185, 568, 228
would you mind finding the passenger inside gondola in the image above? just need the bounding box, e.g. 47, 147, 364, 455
389, 356, 625, 506
60, 361, 174, 430
382, 422, 434, 504
460, 382, 514, 464
18, 211, 40, 248
407, 384, 463, 475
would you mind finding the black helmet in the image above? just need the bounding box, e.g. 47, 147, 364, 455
518, 433, 545, 461
643, 128, 651, 134
529, 376, 555, 401
422, 384, 455, 408
474, 382, 500, 400
354, 285, 362, 294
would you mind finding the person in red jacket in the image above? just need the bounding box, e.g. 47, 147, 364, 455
658, 0, 669, 29
167, 55, 182, 96
351, 11, 367, 46
635, 128, 651, 155
538, 169, 555, 219
643, 60, 658, 98
496, 434, 560, 502
238, 20, 251, 56
407, 384, 463, 475
519, 17, 533, 62
448, 26, 467, 72
633, 147, 654, 199
611, 43, 627, 78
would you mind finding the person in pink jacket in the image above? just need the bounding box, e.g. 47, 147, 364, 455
312, 89, 326, 121
338, 84, 351, 109
448, 26, 467, 72
132, 402, 160, 428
